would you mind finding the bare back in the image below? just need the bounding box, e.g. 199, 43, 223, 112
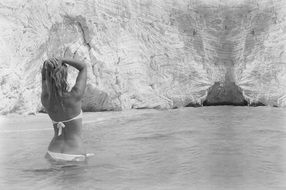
42, 93, 81, 121
41, 58, 87, 131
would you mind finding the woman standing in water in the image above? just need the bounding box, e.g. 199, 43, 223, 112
41, 57, 92, 162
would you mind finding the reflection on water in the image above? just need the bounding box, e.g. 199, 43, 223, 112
1, 107, 286, 190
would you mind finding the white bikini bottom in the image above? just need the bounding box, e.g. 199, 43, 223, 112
47, 151, 94, 162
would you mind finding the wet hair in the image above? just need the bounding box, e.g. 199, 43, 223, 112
45, 58, 69, 102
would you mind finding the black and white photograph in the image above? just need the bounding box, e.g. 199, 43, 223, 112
0, 0, 286, 189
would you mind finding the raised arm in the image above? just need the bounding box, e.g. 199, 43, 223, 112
41, 61, 49, 107
61, 58, 87, 100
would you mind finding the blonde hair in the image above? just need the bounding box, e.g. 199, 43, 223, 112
45, 58, 69, 103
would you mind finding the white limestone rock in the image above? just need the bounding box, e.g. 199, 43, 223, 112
0, 0, 286, 114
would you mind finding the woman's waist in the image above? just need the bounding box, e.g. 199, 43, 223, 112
52, 119, 82, 136
50, 110, 83, 124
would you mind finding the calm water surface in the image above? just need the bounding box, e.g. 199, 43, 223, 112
1, 106, 286, 190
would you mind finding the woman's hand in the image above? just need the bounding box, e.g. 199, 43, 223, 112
42, 58, 56, 81
42, 61, 49, 80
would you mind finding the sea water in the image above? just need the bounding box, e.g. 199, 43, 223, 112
0, 106, 286, 190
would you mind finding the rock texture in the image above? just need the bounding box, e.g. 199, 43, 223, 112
0, 0, 286, 114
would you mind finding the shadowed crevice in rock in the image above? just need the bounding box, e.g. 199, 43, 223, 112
185, 102, 202, 107
81, 84, 122, 112
203, 82, 248, 106
249, 102, 266, 107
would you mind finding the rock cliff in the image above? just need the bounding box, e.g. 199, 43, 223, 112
0, 0, 286, 114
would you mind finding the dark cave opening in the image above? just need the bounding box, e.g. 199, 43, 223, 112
199, 82, 265, 107
202, 100, 248, 106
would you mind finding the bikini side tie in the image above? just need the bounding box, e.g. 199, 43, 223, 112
51, 110, 83, 136
56, 122, 66, 136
